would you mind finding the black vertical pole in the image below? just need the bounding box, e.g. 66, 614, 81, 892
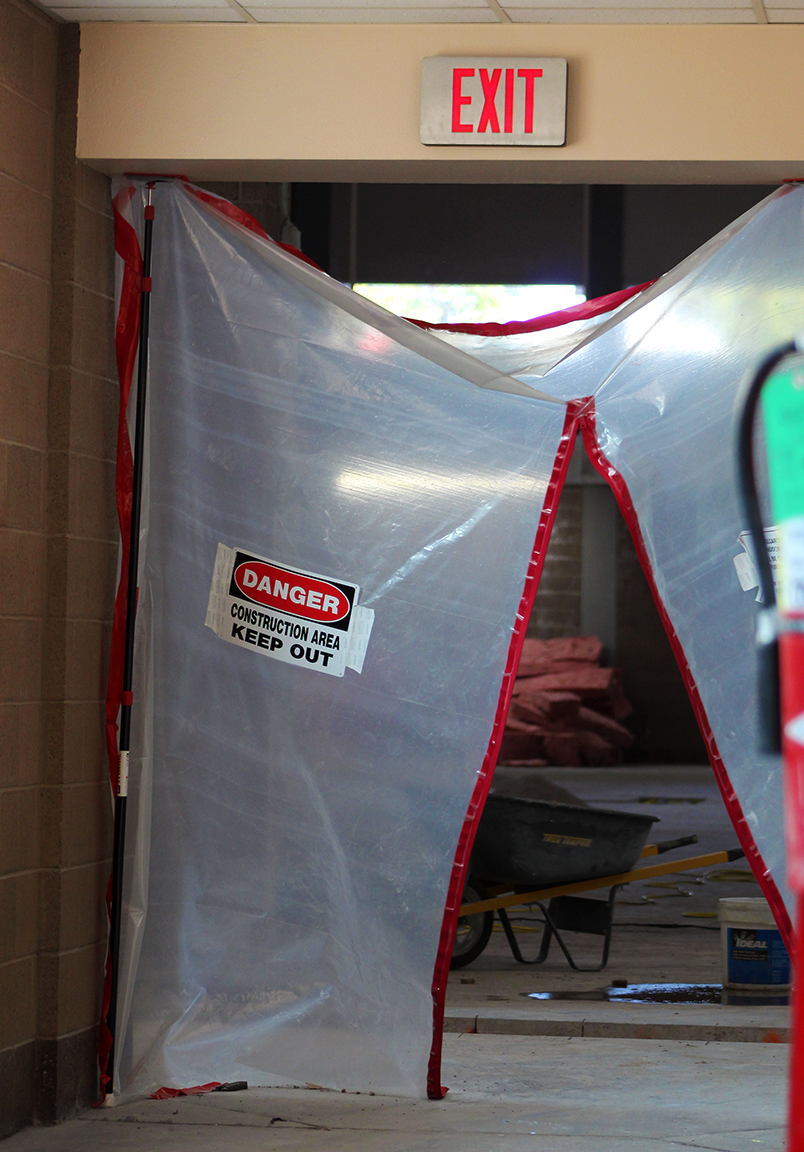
105, 183, 155, 1101
584, 185, 624, 300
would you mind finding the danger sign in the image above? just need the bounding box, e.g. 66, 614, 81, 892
205, 544, 374, 677
231, 556, 354, 629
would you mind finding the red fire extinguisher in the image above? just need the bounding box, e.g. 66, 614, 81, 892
738, 338, 804, 1147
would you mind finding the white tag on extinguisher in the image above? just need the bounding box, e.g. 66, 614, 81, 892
734, 527, 781, 602
780, 516, 804, 613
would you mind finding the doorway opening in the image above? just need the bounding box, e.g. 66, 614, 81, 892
283, 179, 775, 993
196, 176, 778, 992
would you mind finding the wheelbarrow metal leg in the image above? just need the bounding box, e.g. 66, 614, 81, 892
499, 886, 621, 972
497, 907, 553, 964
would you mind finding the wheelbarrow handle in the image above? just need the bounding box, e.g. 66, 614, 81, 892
643, 835, 699, 857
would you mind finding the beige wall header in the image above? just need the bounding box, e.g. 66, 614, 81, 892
78, 23, 804, 182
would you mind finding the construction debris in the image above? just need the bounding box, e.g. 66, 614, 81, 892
500, 637, 634, 767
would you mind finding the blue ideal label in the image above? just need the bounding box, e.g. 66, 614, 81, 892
727, 927, 790, 985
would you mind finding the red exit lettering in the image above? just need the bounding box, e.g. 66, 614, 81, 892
452, 67, 474, 133
478, 68, 501, 133
450, 65, 544, 135
518, 68, 543, 133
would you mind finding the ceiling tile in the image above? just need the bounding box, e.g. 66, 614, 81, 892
248, 5, 496, 16
52, 6, 242, 17
508, 0, 751, 8
246, 0, 488, 8
506, 6, 754, 17
54, 0, 228, 8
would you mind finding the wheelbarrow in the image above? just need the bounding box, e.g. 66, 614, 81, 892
451, 794, 745, 970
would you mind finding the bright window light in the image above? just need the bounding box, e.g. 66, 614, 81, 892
352, 284, 586, 326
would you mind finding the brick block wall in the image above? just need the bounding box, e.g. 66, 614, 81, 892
525, 479, 706, 763
0, 0, 58, 1133
198, 181, 299, 246
0, 9, 116, 1138
526, 488, 582, 640
615, 515, 707, 763
37, 23, 116, 1125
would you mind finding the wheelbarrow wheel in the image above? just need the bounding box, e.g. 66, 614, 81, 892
450, 881, 493, 970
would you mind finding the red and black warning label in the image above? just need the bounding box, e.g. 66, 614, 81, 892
228, 551, 356, 632
205, 544, 373, 677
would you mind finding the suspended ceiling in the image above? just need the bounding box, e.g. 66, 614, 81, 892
44, 0, 792, 32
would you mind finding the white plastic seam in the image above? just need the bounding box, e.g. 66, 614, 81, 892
191, 193, 561, 405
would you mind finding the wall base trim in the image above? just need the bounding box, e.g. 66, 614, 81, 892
0, 1026, 99, 1140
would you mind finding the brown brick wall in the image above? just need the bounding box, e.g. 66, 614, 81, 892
0, 0, 58, 1133
198, 181, 298, 244
527, 487, 582, 640
615, 515, 707, 763
526, 480, 706, 763
0, 8, 116, 1138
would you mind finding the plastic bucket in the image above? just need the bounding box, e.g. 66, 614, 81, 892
718, 897, 790, 989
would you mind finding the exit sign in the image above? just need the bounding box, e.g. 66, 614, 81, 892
420, 57, 567, 147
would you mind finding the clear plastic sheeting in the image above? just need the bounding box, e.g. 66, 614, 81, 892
110, 178, 802, 1103
588, 186, 804, 926
444, 184, 804, 929
427, 295, 637, 380
111, 180, 566, 1099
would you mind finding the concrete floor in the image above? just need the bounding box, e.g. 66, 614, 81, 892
2, 1034, 787, 1151
3, 766, 791, 1150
